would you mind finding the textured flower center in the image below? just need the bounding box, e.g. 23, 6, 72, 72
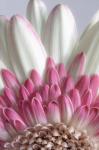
4, 123, 96, 150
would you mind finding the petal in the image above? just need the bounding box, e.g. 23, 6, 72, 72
3, 108, 26, 132
81, 89, 92, 106
74, 12, 99, 74
41, 84, 49, 104
30, 69, 42, 87
89, 10, 99, 29
7, 15, 47, 81
56, 63, 67, 80
59, 95, 74, 124
68, 52, 86, 80
2, 69, 20, 92
31, 98, 47, 124
62, 76, 74, 93
47, 101, 60, 123
76, 75, 90, 96
26, 0, 47, 37
72, 105, 89, 129
47, 68, 59, 85
19, 101, 35, 125
90, 75, 99, 99
0, 119, 10, 141
0, 61, 7, 91
49, 84, 61, 100
20, 86, 29, 100
24, 78, 34, 94
0, 96, 6, 107
46, 57, 56, 69
89, 107, 99, 124
43, 4, 77, 63
0, 16, 12, 69
3, 87, 17, 107
69, 89, 81, 110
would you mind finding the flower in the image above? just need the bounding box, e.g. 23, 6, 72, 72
0, 0, 99, 149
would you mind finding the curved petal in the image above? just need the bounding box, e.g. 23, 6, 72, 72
75, 75, 90, 96
24, 78, 34, 94
47, 101, 60, 123
6, 15, 47, 81
30, 69, 42, 87
0, 119, 10, 141
43, 4, 77, 63
69, 89, 81, 110
74, 11, 99, 74
59, 95, 74, 124
81, 89, 92, 106
68, 52, 86, 80
3, 108, 26, 132
2, 69, 20, 92
0, 61, 7, 91
90, 75, 99, 99
31, 98, 47, 124
26, 0, 47, 37
72, 105, 89, 129
0, 16, 12, 69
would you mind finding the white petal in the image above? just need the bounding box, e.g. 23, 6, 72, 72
26, 0, 47, 37
75, 11, 99, 74
0, 61, 7, 90
89, 10, 99, 29
0, 16, 12, 69
6, 15, 47, 81
43, 4, 77, 63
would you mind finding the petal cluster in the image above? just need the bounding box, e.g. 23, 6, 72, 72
0, 0, 99, 148
0, 56, 99, 148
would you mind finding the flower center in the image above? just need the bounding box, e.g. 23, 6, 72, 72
4, 123, 96, 150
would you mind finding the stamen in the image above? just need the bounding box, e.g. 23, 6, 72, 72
4, 123, 96, 150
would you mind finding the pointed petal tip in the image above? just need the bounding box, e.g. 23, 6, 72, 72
26, 0, 47, 36
8, 14, 47, 81
43, 2, 77, 63
91, 10, 99, 26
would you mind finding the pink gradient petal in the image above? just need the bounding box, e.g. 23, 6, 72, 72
31, 98, 47, 124
0, 119, 10, 141
14, 120, 27, 132
59, 95, 74, 124
72, 105, 89, 128
91, 115, 99, 132
62, 76, 74, 93
69, 89, 81, 110
90, 75, 99, 99
20, 100, 35, 126
56, 63, 67, 80
68, 52, 85, 79
41, 84, 49, 104
81, 89, 92, 106
49, 84, 61, 100
76, 75, 90, 96
0, 96, 6, 107
30, 69, 42, 87
24, 78, 34, 94
20, 85, 29, 100
89, 107, 99, 124
47, 68, 59, 85
2, 69, 20, 91
46, 57, 55, 69
3, 87, 17, 107
3, 108, 26, 132
47, 101, 60, 123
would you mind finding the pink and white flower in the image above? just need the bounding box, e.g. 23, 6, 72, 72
0, 0, 99, 149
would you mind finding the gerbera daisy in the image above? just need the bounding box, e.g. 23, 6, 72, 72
0, 0, 99, 149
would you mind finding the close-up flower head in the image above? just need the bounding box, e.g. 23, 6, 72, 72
0, 0, 99, 149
